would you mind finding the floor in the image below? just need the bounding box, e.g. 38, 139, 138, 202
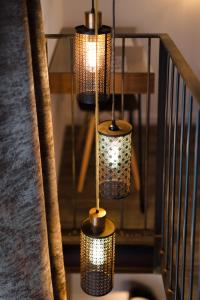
67, 273, 166, 300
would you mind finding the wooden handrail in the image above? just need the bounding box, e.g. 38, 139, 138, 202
160, 33, 200, 105
49, 72, 154, 94
46, 32, 200, 104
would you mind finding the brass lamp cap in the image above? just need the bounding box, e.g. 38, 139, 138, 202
89, 207, 106, 234
98, 120, 132, 137
85, 11, 102, 30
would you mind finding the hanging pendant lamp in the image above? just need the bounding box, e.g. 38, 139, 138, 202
80, 0, 115, 296
98, 0, 132, 200
74, 0, 111, 106
98, 120, 132, 199
80, 208, 115, 296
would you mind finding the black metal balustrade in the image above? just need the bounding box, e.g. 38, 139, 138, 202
156, 35, 200, 300
46, 32, 200, 299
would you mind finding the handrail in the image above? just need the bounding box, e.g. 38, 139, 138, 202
45, 33, 74, 38
160, 33, 200, 105
45, 32, 200, 105
45, 33, 160, 39
115, 33, 160, 39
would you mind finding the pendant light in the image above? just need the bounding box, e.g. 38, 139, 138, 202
98, 0, 132, 199
80, 208, 115, 296
98, 120, 132, 199
74, 0, 112, 105
80, 1, 115, 296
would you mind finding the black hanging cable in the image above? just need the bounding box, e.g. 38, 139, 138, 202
110, 0, 118, 131
91, 0, 95, 13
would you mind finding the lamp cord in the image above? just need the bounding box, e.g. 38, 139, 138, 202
91, 0, 95, 13
95, 0, 100, 212
111, 0, 116, 125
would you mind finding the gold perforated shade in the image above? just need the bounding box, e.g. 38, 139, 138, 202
98, 120, 132, 199
74, 25, 111, 105
80, 216, 115, 296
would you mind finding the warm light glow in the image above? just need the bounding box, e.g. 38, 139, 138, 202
89, 238, 105, 265
98, 120, 132, 199
100, 134, 131, 171
80, 221, 115, 296
86, 41, 97, 72
85, 39, 104, 73
74, 30, 111, 104
182, 0, 200, 8
105, 143, 120, 168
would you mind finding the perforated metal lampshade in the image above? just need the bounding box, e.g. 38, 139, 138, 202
80, 208, 115, 296
74, 13, 111, 106
98, 120, 132, 199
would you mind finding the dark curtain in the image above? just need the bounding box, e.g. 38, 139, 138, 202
0, 0, 67, 299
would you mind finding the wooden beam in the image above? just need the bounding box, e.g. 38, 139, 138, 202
49, 72, 155, 94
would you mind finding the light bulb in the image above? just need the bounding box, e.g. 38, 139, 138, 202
89, 238, 105, 265
105, 141, 120, 168
86, 41, 97, 72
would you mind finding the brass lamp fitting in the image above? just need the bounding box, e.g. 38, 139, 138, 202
89, 207, 106, 234
85, 11, 102, 29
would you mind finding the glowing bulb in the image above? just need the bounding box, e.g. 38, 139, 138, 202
89, 239, 105, 265
86, 41, 97, 72
106, 145, 120, 168
98, 120, 132, 199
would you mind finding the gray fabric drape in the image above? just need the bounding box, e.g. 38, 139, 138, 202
0, 1, 67, 299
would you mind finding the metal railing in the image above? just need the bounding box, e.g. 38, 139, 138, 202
156, 34, 200, 299
46, 32, 200, 298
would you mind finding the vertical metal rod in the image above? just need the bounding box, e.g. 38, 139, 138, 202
189, 109, 200, 299
120, 31, 125, 225
161, 56, 170, 252
111, 0, 116, 124
95, 0, 100, 211
181, 95, 193, 300
165, 63, 175, 270
70, 37, 76, 228
198, 232, 200, 300
104, 34, 108, 98
137, 94, 144, 212
121, 38, 125, 119
169, 72, 180, 289
120, 37, 125, 228
174, 82, 186, 299
120, 199, 124, 229
120, 37, 125, 227
155, 40, 168, 269
144, 38, 151, 229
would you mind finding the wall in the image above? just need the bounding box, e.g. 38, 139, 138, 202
41, 0, 68, 176
41, 0, 65, 60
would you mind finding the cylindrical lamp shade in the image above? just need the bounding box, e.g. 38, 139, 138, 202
80, 217, 115, 296
98, 120, 132, 199
74, 25, 111, 105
